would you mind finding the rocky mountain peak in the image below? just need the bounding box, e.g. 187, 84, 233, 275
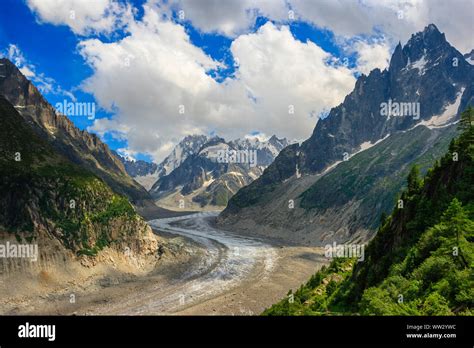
404, 24, 448, 60
409, 23, 444, 43
389, 24, 450, 74
388, 42, 406, 72
201, 136, 227, 149
181, 134, 208, 147
221, 25, 473, 222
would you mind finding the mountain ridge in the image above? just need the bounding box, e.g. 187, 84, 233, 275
0, 58, 151, 205
0, 95, 160, 264
218, 24, 473, 244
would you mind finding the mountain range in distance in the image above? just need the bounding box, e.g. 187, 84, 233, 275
117, 134, 291, 210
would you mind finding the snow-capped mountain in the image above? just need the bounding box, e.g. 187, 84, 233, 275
156, 135, 209, 178
150, 134, 289, 209
119, 135, 209, 190
230, 135, 292, 166
119, 133, 289, 194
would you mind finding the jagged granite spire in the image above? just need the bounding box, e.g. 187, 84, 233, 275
389, 41, 406, 72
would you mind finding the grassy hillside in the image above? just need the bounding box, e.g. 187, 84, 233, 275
264, 107, 474, 316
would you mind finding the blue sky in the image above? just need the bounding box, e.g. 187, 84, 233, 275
0, 0, 471, 163
0, 0, 96, 128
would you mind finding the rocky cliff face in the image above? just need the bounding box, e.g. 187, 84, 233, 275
0, 93, 160, 270
0, 58, 150, 205
256, 24, 471, 182
219, 24, 473, 243
218, 124, 458, 245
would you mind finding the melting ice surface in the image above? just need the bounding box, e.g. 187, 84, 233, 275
118, 212, 278, 314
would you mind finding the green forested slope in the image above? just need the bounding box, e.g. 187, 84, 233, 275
264, 107, 474, 316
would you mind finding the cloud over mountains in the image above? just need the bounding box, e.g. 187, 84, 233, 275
24, 0, 474, 162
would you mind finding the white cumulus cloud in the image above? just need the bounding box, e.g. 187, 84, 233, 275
164, 0, 290, 37
26, 0, 134, 35
351, 39, 392, 75
79, 7, 356, 162
166, 0, 473, 53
